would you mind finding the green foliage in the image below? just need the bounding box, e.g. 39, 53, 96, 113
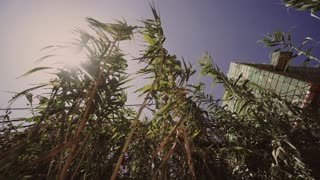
259, 1, 320, 67
199, 53, 320, 179
1, 17, 136, 179
282, 0, 320, 19
259, 31, 320, 66
1, 4, 320, 180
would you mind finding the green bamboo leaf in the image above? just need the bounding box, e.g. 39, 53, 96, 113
40, 45, 55, 51
272, 149, 279, 166
311, 11, 320, 20
17, 67, 53, 79
143, 32, 155, 45
111, 133, 119, 140
16, 123, 23, 129
154, 101, 174, 121
34, 54, 57, 64
135, 83, 152, 94
96, 29, 111, 42
238, 99, 252, 114
232, 146, 245, 150
191, 130, 201, 139
284, 139, 297, 150
159, 80, 168, 87
9, 84, 48, 103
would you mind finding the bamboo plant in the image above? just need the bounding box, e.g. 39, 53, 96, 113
0, 5, 320, 180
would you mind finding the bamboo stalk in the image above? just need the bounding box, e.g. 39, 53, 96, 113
58, 39, 118, 180
152, 139, 178, 180
110, 89, 153, 180
111, 40, 166, 180
46, 159, 55, 178
182, 123, 196, 179
150, 116, 184, 158
71, 134, 90, 180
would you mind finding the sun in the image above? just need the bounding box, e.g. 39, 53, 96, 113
38, 45, 86, 68
58, 46, 86, 67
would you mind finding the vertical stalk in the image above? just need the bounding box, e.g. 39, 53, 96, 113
152, 139, 178, 180
150, 115, 184, 158
58, 40, 118, 180
111, 45, 166, 180
182, 123, 196, 179
110, 84, 153, 180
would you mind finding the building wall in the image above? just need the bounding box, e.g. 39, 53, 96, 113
243, 63, 320, 83
226, 62, 310, 107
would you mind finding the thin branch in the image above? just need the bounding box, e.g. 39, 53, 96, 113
182, 123, 196, 179
59, 37, 119, 180
150, 115, 184, 158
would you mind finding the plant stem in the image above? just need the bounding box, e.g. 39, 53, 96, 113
182, 123, 196, 179
291, 46, 320, 63
111, 43, 166, 180
58, 40, 118, 180
150, 115, 184, 158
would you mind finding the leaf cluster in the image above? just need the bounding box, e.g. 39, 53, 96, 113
259, 31, 320, 67
282, 0, 320, 19
1, 5, 320, 180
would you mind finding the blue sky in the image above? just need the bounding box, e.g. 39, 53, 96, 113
1, 0, 320, 112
